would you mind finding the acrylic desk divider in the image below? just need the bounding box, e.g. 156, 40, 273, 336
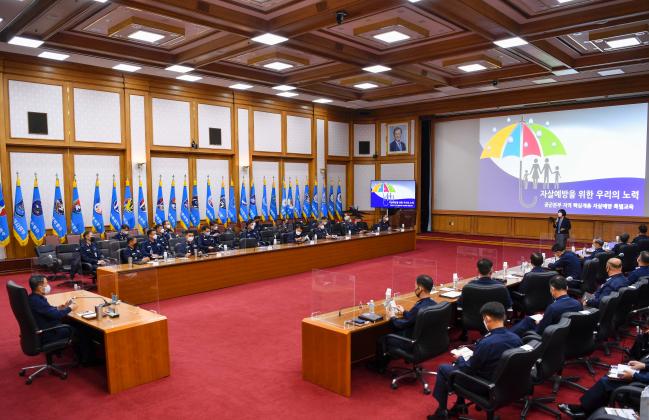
310, 269, 357, 329
391, 256, 438, 301
455, 243, 503, 286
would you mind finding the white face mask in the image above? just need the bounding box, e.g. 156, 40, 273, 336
152, 234, 158, 240
344, 216, 350, 221
250, 224, 256, 230
187, 236, 194, 243
43, 284, 51, 295
483, 319, 489, 331
296, 231, 302, 236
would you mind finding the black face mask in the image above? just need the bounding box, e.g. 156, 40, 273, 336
90, 237, 96, 243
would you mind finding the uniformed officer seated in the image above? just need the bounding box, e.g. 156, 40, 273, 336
584, 238, 606, 261
176, 230, 199, 257
340, 213, 360, 235
197, 225, 218, 253
293, 225, 309, 243
209, 221, 221, 237
155, 224, 169, 252
121, 236, 149, 264
429, 302, 523, 419
374, 215, 391, 231
510, 275, 582, 337
240, 220, 262, 245
139, 228, 163, 259
114, 224, 130, 241
79, 231, 107, 275
311, 220, 335, 240
163, 221, 177, 239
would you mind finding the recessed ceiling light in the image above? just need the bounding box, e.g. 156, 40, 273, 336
354, 82, 379, 90
0, 18, 3, 24
8, 36, 43, 48
277, 92, 298, 98
552, 68, 579, 76
493, 37, 528, 48
93, 0, 109, 3
229, 83, 253, 90
176, 74, 202, 82
263, 61, 294, 71
606, 37, 640, 49
363, 65, 391, 73
128, 30, 165, 43
313, 98, 333, 103
38, 51, 69, 61
533, 78, 557, 84
251, 33, 288, 46
166, 65, 193, 73
272, 85, 296, 91
458, 63, 487, 72
598, 69, 625, 76
408, 0, 421, 2
557, 0, 574, 3
373, 30, 410, 44
112, 64, 141, 72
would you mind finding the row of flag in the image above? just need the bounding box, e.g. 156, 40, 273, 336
0, 173, 345, 247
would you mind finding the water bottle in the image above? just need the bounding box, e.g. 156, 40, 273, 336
453, 273, 459, 290
128, 256, 133, 267
74, 283, 80, 291
368, 299, 375, 314
376, 226, 380, 235
384, 288, 392, 308
314, 234, 317, 244
273, 238, 278, 246
503, 262, 508, 278
571, 245, 576, 253
163, 251, 168, 261
400, 224, 405, 232
194, 249, 198, 258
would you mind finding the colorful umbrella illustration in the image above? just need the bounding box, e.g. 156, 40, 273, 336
372, 182, 396, 207
481, 120, 566, 207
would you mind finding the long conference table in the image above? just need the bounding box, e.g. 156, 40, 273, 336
302, 261, 535, 397
96, 229, 417, 305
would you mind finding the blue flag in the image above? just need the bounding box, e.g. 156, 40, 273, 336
51, 175, 66, 242
303, 179, 310, 219
190, 179, 200, 227
29, 174, 46, 246
155, 176, 165, 226
227, 180, 236, 224
249, 180, 258, 219
70, 176, 85, 235
180, 176, 190, 230
206, 176, 216, 223
269, 178, 277, 222
92, 175, 105, 236
12, 174, 28, 246
294, 180, 302, 219
312, 181, 318, 219
261, 177, 268, 222
123, 179, 135, 229
218, 178, 227, 224
321, 180, 328, 220
336, 180, 343, 220
239, 180, 248, 222
168, 176, 177, 229
0, 182, 10, 247
280, 180, 287, 219
328, 182, 335, 220
137, 177, 148, 234
110, 176, 122, 231
287, 179, 294, 219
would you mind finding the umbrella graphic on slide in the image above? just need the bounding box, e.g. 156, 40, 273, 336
481, 120, 566, 208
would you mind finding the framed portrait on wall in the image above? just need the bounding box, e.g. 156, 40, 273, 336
386, 122, 409, 155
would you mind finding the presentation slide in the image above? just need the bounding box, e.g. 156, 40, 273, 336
370, 180, 416, 209
478, 103, 648, 216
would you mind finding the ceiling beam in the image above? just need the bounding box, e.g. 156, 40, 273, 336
199, 62, 284, 85
299, 82, 361, 101
383, 33, 492, 66
0, 0, 61, 42
283, 63, 361, 85
450, 63, 548, 88
175, 34, 249, 64
573, 45, 649, 69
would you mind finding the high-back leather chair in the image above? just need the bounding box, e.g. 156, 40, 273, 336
459, 283, 512, 337
386, 303, 452, 394
261, 230, 276, 244
512, 271, 556, 315
619, 243, 640, 273
34, 245, 64, 280
560, 308, 605, 391
168, 238, 184, 255
6, 280, 72, 384
603, 287, 639, 355
239, 238, 258, 249
597, 292, 622, 356
595, 252, 615, 284
449, 340, 543, 420
218, 232, 235, 249
568, 259, 599, 298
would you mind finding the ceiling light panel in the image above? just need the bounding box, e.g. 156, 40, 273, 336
8, 36, 43, 48
38, 51, 69, 61
263, 61, 294, 71
166, 65, 193, 73
128, 30, 165, 43
458, 63, 487, 72
354, 83, 379, 90
176, 75, 202, 82
363, 65, 391, 73
493, 37, 528, 48
373, 30, 411, 44
251, 33, 288, 45
112, 64, 141, 72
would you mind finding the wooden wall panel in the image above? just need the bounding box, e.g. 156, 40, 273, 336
474, 216, 510, 236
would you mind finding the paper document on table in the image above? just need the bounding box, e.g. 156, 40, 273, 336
440, 287, 455, 292
608, 364, 638, 379
451, 347, 473, 360
441, 291, 462, 298
604, 407, 637, 419
530, 314, 543, 323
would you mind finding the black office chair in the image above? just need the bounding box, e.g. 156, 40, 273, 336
618, 243, 640, 274
596, 292, 623, 356
218, 233, 235, 249
280, 232, 294, 244
356, 221, 369, 231
561, 308, 605, 391
386, 303, 452, 394
34, 245, 64, 280
55, 244, 90, 287
629, 278, 649, 330
606, 286, 640, 353
6, 281, 73, 384
449, 340, 543, 420
261, 230, 276, 244
569, 258, 599, 298
511, 271, 557, 316
239, 238, 258, 249
638, 239, 649, 253
168, 238, 184, 255
595, 252, 615, 284
458, 283, 512, 340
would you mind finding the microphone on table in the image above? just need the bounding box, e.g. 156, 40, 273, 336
71, 295, 110, 307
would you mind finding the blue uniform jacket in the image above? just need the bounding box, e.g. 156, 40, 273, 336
587, 273, 629, 308
633, 235, 648, 245
122, 245, 145, 263
28, 293, 70, 330
176, 240, 198, 255
197, 234, 217, 252
627, 266, 649, 285
459, 277, 512, 308
311, 227, 328, 239
140, 239, 163, 257
585, 248, 606, 261
79, 241, 103, 265
391, 297, 436, 333
455, 327, 522, 380
536, 295, 582, 334
548, 251, 582, 279
114, 232, 129, 241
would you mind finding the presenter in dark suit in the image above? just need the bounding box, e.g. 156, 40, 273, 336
429, 302, 522, 419
389, 127, 407, 152
510, 275, 582, 336
553, 209, 571, 248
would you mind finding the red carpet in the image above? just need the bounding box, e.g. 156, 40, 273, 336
0, 238, 629, 419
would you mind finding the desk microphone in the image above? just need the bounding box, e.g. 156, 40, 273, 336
72, 296, 110, 307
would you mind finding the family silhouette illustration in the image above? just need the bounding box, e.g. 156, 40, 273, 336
522, 158, 561, 190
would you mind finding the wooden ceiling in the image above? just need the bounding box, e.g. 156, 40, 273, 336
0, 0, 648, 109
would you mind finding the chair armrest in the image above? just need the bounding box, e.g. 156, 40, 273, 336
609, 384, 643, 406
448, 370, 495, 395
36, 324, 73, 335
511, 291, 525, 298
385, 334, 415, 345
522, 332, 542, 343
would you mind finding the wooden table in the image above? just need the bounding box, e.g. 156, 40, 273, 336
97, 229, 416, 305
48, 290, 170, 394
301, 263, 530, 397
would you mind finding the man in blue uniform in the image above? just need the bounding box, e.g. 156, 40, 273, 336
628, 251, 649, 285
79, 231, 107, 274
632, 224, 648, 245
585, 258, 627, 308
375, 215, 390, 231
197, 225, 218, 253
240, 220, 261, 246
584, 238, 606, 261
559, 359, 649, 418
339, 213, 359, 235
139, 228, 163, 259
372, 275, 437, 372
293, 225, 309, 243
548, 243, 582, 279
517, 253, 549, 295
176, 231, 199, 257
163, 221, 177, 239
154, 224, 169, 252
510, 275, 582, 336
613, 232, 630, 255
458, 259, 512, 308
311, 220, 333, 240
114, 224, 130, 241
121, 236, 149, 264
429, 302, 523, 419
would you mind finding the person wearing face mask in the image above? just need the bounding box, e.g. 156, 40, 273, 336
510, 275, 581, 337
552, 209, 571, 248
241, 220, 261, 243
139, 228, 163, 259
584, 238, 606, 261
375, 215, 390, 231
311, 222, 334, 240
114, 224, 130, 241
163, 221, 177, 239
154, 224, 169, 252
79, 231, 107, 275
585, 258, 628, 308
197, 225, 217, 253
340, 213, 359, 235
121, 236, 149, 264
175, 231, 199, 257
429, 302, 522, 419
293, 225, 309, 243
370, 275, 437, 372
320, 217, 332, 235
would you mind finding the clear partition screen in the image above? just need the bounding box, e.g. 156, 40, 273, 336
391, 256, 437, 298
455, 244, 503, 282
310, 269, 356, 327
115, 267, 161, 315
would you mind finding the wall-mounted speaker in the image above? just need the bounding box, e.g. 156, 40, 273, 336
358, 141, 370, 155
27, 112, 48, 135
209, 127, 222, 145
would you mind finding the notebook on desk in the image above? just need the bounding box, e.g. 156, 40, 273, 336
441, 291, 462, 298
359, 313, 383, 322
